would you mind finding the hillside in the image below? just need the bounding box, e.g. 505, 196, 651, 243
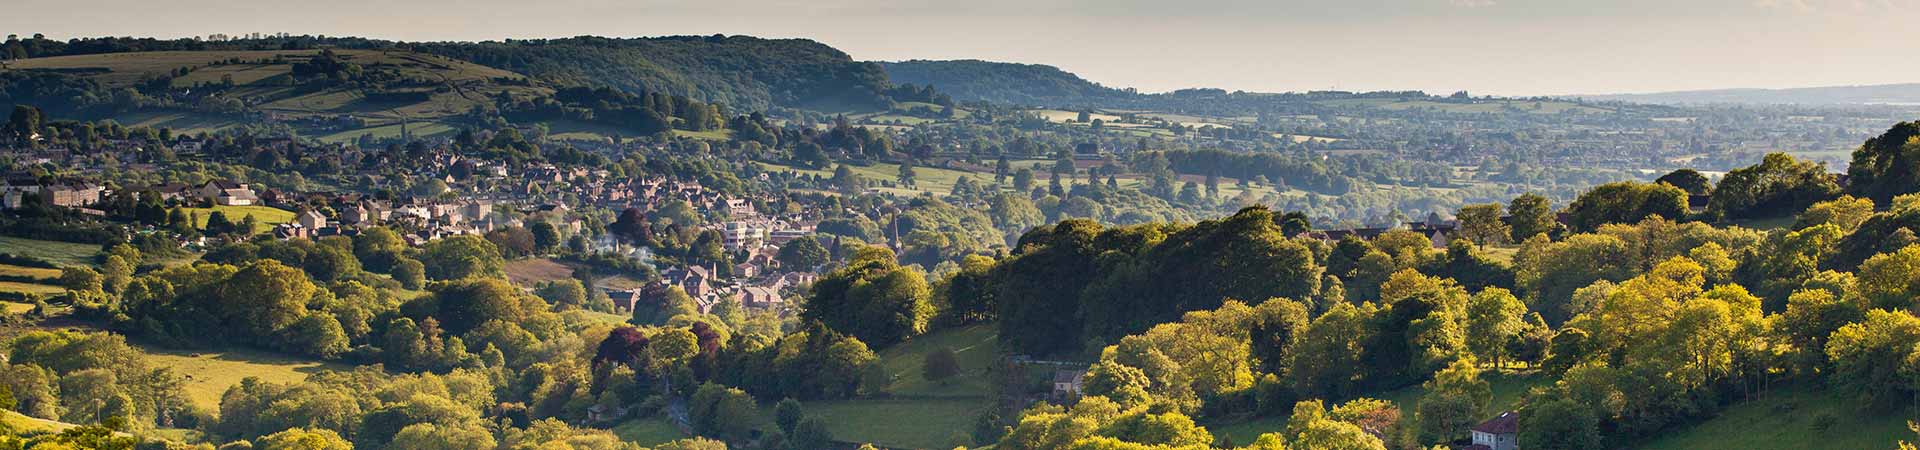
880, 59, 1139, 107
410, 35, 893, 111
1579, 82, 1920, 105
2, 49, 550, 138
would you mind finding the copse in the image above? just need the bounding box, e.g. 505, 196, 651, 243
1846, 120, 1920, 204
1564, 181, 1689, 232
800, 245, 934, 349
1707, 152, 1840, 221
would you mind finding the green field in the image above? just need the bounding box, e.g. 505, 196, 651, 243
0, 264, 62, 281
1, 409, 77, 434
796, 397, 988, 449
876, 323, 1000, 397
182, 205, 296, 234
672, 129, 734, 141
140, 346, 350, 412
611, 417, 686, 446
315, 120, 459, 144
1207, 369, 1549, 445
0, 236, 101, 267
757, 160, 1002, 197
1637, 383, 1912, 450
1317, 98, 1615, 115
0, 281, 64, 297
1, 301, 36, 314
113, 111, 248, 135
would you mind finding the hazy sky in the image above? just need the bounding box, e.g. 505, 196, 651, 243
7, 0, 1920, 95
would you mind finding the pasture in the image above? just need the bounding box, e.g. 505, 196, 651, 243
876, 323, 1000, 398
0, 281, 63, 297
504, 258, 577, 286
140, 345, 351, 412
611, 417, 686, 446
0, 264, 62, 281
181, 205, 296, 234
791, 397, 989, 449
0, 236, 101, 267
1637, 383, 1910, 450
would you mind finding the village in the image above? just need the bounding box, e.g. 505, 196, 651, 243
0, 131, 833, 321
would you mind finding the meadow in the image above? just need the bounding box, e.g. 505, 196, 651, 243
0, 236, 101, 267
1636, 383, 1911, 450
139, 345, 352, 413
181, 205, 296, 234
611, 418, 686, 447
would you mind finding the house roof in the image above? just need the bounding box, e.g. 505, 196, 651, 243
1472, 411, 1519, 435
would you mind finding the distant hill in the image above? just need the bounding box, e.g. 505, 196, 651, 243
0, 47, 735, 143
1578, 83, 1920, 105
1, 48, 550, 137
879, 59, 1139, 107
410, 36, 893, 112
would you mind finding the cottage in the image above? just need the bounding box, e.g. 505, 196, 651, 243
607, 289, 641, 312
198, 180, 259, 206
297, 209, 327, 230
679, 265, 714, 298
739, 286, 783, 309
1051, 369, 1088, 402
1465, 411, 1519, 450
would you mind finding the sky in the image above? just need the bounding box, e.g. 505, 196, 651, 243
6, 0, 1920, 96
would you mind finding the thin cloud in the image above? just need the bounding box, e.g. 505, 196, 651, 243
1753, 0, 1917, 13
1448, 0, 1497, 7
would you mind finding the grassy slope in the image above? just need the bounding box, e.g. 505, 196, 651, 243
782, 324, 1001, 449
0, 236, 100, 267
0, 281, 63, 296
611, 417, 686, 447
806, 398, 985, 449
8, 49, 547, 137
877, 323, 999, 397
1637, 383, 1911, 450
181, 205, 296, 234
503, 258, 577, 286
1, 409, 77, 434
140, 345, 351, 412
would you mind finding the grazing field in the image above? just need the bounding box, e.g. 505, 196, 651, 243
316, 120, 459, 144
0, 264, 62, 281
876, 323, 1000, 397
0, 236, 101, 267
797, 397, 989, 449
1, 410, 76, 434
504, 258, 577, 286
672, 129, 733, 141
1031, 109, 1124, 123
7, 50, 319, 87
1, 301, 35, 314
756, 160, 998, 197
113, 110, 248, 135
1636, 383, 1910, 450
611, 417, 686, 447
1207, 369, 1549, 445
0, 281, 64, 297
140, 346, 350, 412
182, 205, 296, 234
